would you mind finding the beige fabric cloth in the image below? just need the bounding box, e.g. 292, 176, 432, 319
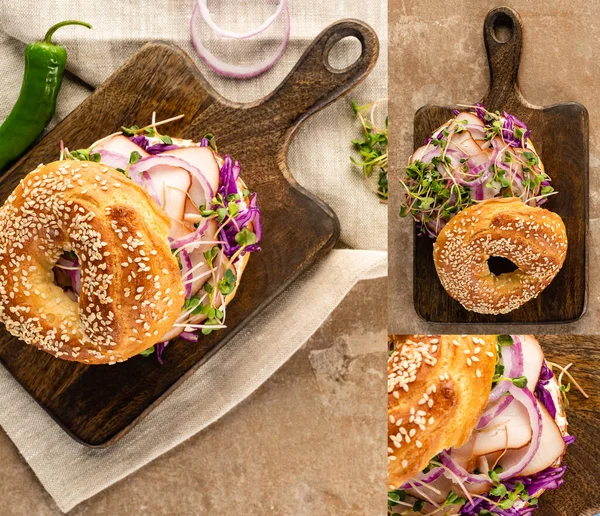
0, 1, 387, 512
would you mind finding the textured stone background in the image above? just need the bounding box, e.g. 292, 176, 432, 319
0, 278, 386, 515
388, 0, 600, 334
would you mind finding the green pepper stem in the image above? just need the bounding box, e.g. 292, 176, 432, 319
43, 20, 92, 44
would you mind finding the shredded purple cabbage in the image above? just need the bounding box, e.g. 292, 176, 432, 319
504, 464, 569, 496
502, 112, 531, 147
215, 156, 262, 258
128, 135, 179, 154
460, 499, 536, 516
459, 463, 570, 515
129, 135, 148, 149
535, 361, 557, 418
147, 143, 178, 154
467, 103, 531, 147
155, 341, 168, 364
472, 103, 489, 123
539, 361, 554, 381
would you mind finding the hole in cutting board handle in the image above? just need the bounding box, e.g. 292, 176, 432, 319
491, 12, 514, 43
324, 35, 364, 73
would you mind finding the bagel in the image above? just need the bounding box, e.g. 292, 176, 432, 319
387, 335, 497, 488
388, 335, 572, 514
433, 197, 567, 314
0, 127, 261, 364
0, 160, 184, 364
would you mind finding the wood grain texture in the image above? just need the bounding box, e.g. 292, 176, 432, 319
0, 20, 379, 447
533, 335, 600, 515
412, 6, 588, 324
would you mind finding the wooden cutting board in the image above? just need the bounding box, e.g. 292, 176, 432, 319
412, 6, 588, 324
535, 335, 600, 515
0, 21, 379, 446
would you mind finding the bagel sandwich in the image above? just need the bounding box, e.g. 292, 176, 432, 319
399, 104, 554, 239
388, 335, 573, 515
0, 117, 262, 364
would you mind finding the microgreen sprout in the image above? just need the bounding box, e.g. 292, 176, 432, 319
139, 346, 155, 357
65, 147, 102, 163
351, 99, 388, 201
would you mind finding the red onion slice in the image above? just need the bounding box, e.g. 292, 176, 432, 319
476, 395, 513, 430
401, 467, 445, 489
57, 257, 81, 296
140, 171, 162, 205
471, 183, 484, 201
190, 2, 290, 79
169, 220, 209, 250
197, 0, 285, 40
505, 335, 524, 377
97, 149, 130, 171
419, 146, 442, 164
128, 154, 214, 207
454, 167, 493, 188
180, 331, 199, 342
179, 249, 194, 298
488, 337, 524, 405
496, 383, 542, 479
439, 451, 489, 484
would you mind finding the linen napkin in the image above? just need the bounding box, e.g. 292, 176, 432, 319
0, 0, 387, 512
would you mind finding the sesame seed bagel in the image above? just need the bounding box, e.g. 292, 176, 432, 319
433, 198, 567, 314
0, 160, 185, 364
387, 335, 497, 489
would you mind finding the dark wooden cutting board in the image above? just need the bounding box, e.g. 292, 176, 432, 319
0, 21, 379, 446
535, 335, 600, 515
412, 6, 588, 324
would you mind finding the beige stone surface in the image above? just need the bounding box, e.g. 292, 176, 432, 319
388, 0, 600, 334
0, 278, 386, 516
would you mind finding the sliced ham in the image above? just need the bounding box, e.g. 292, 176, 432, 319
405, 473, 455, 505
144, 164, 191, 221
454, 111, 485, 128
449, 134, 489, 162
452, 112, 487, 142
477, 451, 503, 475
94, 135, 149, 160
463, 399, 532, 456
499, 402, 566, 476
161, 147, 220, 206
519, 335, 544, 392
169, 219, 195, 241
411, 145, 430, 163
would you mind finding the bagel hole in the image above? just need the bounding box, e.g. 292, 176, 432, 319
53, 250, 81, 299
488, 256, 519, 276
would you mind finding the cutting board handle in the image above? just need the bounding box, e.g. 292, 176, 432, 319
483, 6, 523, 106
255, 19, 379, 131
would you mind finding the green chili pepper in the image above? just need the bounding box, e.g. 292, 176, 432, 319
0, 20, 92, 172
